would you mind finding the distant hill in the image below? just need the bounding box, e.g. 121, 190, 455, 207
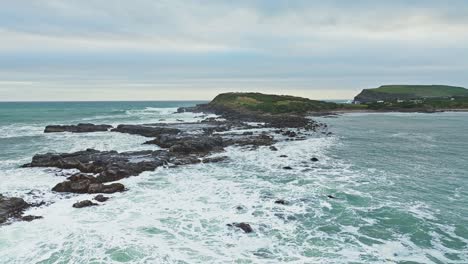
208, 92, 340, 114
354, 85, 468, 103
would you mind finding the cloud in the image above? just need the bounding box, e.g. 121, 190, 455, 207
1, 0, 468, 100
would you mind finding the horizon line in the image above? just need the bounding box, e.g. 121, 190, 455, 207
0, 99, 352, 103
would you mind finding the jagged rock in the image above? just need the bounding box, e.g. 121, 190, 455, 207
44, 123, 112, 133
274, 199, 289, 205
224, 134, 275, 147
146, 135, 224, 153
282, 130, 297, 137
269, 146, 278, 151
202, 156, 228, 163
72, 200, 98, 208
0, 195, 30, 224
52, 177, 125, 194
24, 149, 172, 183
112, 124, 180, 137
94, 195, 109, 202
228, 222, 253, 233
21, 215, 43, 222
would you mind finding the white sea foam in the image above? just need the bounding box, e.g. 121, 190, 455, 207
1, 109, 467, 263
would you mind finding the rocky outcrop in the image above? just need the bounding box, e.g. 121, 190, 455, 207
51, 174, 125, 194
21, 95, 332, 220
145, 135, 224, 154
111, 124, 180, 137
24, 149, 172, 183
44, 123, 112, 133
94, 195, 109, 202
0, 195, 37, 224
72, 200, 98, 208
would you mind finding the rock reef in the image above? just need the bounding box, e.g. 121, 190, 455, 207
44, 123, 112, 133
0, 195, 42, 224
16, 93, 331, 223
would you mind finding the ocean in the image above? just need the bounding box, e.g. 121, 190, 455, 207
0, 102, 467, 263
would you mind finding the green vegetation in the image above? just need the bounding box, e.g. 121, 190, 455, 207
209, 92, 342, 114
354, 85, 468, 104
365, 97, 468, 111
367, 85, 468, 97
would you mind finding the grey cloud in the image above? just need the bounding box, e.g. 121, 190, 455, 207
0, 0, 468, 100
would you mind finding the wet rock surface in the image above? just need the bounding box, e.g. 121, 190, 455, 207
72, 200, 98, 208
52, 175, 125, 194
111, 124, 180, 137
24, 149, 172, 183
94, 195, 109, 202
0, 195, 35, 224
16, 103, 330, 224
228, 222, 254, 233
44, 123, 112, 133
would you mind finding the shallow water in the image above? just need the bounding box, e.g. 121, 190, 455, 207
0, 102, 467, 263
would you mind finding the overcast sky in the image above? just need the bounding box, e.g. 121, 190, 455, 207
1, 0, 468, 101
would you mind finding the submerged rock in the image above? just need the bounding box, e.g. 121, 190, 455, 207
228, 222, 253, 233
21, 215, 43, 222
283, 166, 293, 170
112, 124, 180, 137
94, 195, 109, 202
44, 123, 112, 133
72, 200, 98, 208
274, 199, 289, 205
311, 157, 319, 162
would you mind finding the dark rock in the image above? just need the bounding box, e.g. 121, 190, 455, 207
283, 166, 293, 170
279, 155, 288, 158
224, 134, 275, 148
274, 199, 289, 205
94, 195, 109, 202
311, 157, 319, 162
0, 195, 30, 224
169, 136, 224, 154
282, 130, 297, 137
228, 222, 253, 233
202, 156, 228, 163
44, 123, 112, 133
327, 195, 336, 199
21, 215, 43, 222
72, 200, 98, 208
52, 177, 125, 194
91, 183, 125, 194
146, 135, 224, 154
112, 124, 180, 137
269, 146, 278, 151
25, 149, 171, 183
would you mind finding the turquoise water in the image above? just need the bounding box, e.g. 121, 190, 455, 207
0, 102, 467, 263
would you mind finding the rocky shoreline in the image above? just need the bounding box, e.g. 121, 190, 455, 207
2, 105, 330, 228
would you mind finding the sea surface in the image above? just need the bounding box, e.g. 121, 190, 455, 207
0, 102, 467, 263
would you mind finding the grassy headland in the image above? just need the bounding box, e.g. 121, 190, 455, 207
207, 92, 364, 115
354, 85, 468, 103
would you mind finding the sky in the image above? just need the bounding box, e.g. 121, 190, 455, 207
1, 0, 468, 101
